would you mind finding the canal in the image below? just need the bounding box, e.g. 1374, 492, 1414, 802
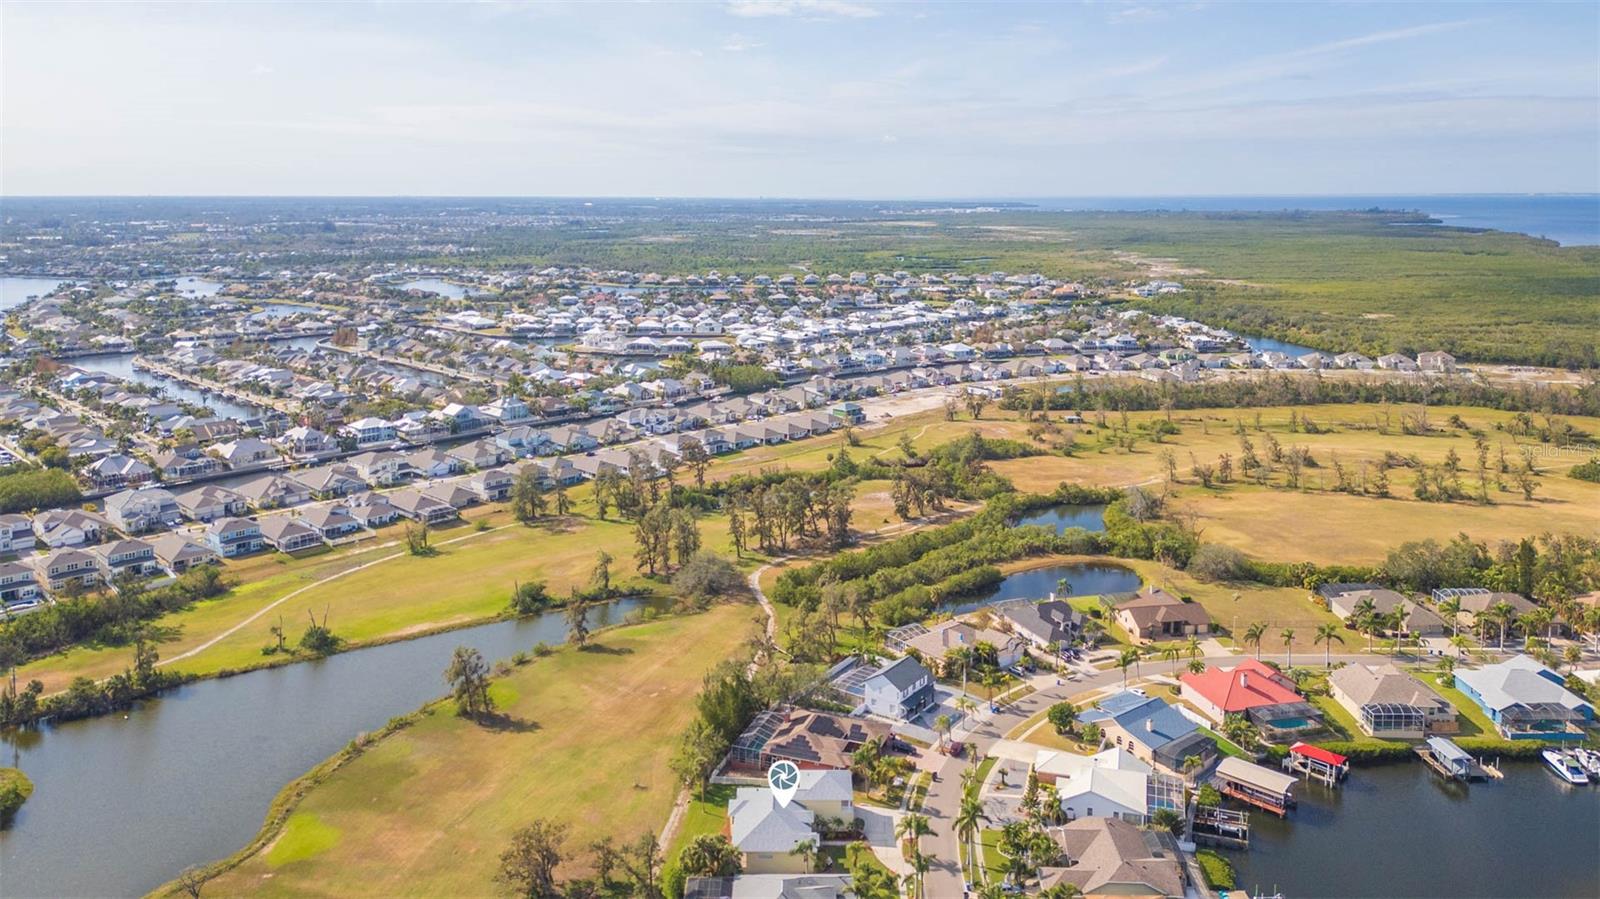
1224, 761, 1600, 898
0, 598, 656, 898
71, 353, 264, 421
0, 276, 67, 311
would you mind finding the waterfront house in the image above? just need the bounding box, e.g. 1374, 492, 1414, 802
33, 509, 108, 548
175, 485, 249, 522
1328, 663, 1458, 739
278, 425, 335, 457
1454, 655, 1593, 740
1078, 690, 1218, 776
1179, 659, 1322, 737
86, 454, 155, 490
1035, 747, 1164, 825
348, 450, 407, 487
404, 447, 462, 478
150, 533, 220, 574
993, 598, 1084, 650
236, 474, 312, 510
899, 620, 1027, 674
446, 438, 507, 471
1211, 756, 1298, 817
1037, 817, 1186, 898
205, 517, 264, 558
1113, 588, 1212, 644
860, 657, 936, 722
260, 517, 323, 553
341, 417, 397, 447
288, 464, 367, 500
211, 437, 279, 468
104, 487, 182, 534
151, 449, 221, 481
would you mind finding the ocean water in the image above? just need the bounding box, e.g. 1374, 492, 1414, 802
1023, 195, 1600, 247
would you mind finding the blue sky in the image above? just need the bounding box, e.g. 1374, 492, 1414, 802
3, 1, 1596, 196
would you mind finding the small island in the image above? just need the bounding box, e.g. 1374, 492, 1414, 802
0, 767, 33, 824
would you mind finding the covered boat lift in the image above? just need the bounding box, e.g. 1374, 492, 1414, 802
1284, 742, 1350, 787
1212, 756, 1298, 817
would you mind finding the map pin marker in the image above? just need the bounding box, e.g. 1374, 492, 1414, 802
767, 760, 800, 808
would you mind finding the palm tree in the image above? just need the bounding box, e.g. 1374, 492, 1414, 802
904, 849, 931, 899
1185, 635, 1203, 664
1488, 600, 1517, 650
954, 794, 987, 874
1449, 632, 1472, 659
1039, 885, 1084, 899
1280, 628, 1296, 668
1243, 621, 1267, 659
789, 837, 818, 872
1438, 596, 1462, 638
1523, 607, 1554, 651
895, 812, 933, 850
1117, 647, 1139, 686
1159, 644, 1182, 667
1182, 754, 1205, 780
1313, 622, 1344, 668
933, 713, 953, 750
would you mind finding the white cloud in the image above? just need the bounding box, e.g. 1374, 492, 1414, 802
725, 0, 880, 20
721, 33, 765, 52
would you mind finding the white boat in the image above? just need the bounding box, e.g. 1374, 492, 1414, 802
1574, 747, 1600, 777
1542, 749, 1590, 785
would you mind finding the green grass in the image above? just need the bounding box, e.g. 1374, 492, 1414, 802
1199, 726, 1252, 760
264, 812, 341, 868
666, 783, 735, 861
1431, 678, 1501, 738
201, 604, 757, 896
1196, 848, 1237, 889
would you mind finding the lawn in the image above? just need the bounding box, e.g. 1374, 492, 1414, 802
665, 783, 735, 861
196, 602, 757, 897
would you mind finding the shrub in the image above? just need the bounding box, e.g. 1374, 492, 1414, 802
1196, 850, 1235, 889
0, 767, 33, 820
0, 467, 81, 514
1570, 458, 1600, 483
1187, 544, 1250, 583
672, 552, 746, 601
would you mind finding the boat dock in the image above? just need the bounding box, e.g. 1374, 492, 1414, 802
1416, 736, 1497, 781
1284, 742, 1350, 788
1191, 803, 1251, 849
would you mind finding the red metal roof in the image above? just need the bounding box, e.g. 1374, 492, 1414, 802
1179, 658, 1302, 712
1290, 742, 1348, 766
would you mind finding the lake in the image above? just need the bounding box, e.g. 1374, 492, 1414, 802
1014, 503, 1106, 534
173, 276, 224, 298
400, 278, 482, 299
945, 560, 1140, 614
0, 276, 67, 311
0, 598, 656, 898
72, 353, 262, 421
1242, 334, 1322, 358
1224, 761, 1600, 898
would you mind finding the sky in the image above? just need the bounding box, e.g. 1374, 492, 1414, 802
2, 0, 1597, 197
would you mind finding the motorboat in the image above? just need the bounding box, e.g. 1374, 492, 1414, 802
1542, 749, 1590, 785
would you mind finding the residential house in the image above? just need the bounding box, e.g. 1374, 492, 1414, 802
446, 438, 507, 471
87, 538, 160, 583
236, 474, 312, 510
205, 517, 264, 558
260, 517, 323, 553
345, 494, 400, 529
0, 514, 35, 554
1034, 747, 1164, 825
278, 426, 335, 457
726, 789, 818, 875
1036, 817, 1187, 899
85, 454, 155, 489
860, 657, 936, 722
1179, 659, 1322, 738
103, 487, 182, 534
994, 598, 1084, 651
288, 464, 367, 500
1113, 588, 1212, 644
30, 548, 102, 593
899, 620, 1028, 674
348, 451, 407, 487
468, 468, 514, 503
1455, 655, 1593, 740
150, 533, 221, 574
175, 485, 249, 522
1078, 690, 1218, 776
33, 509, 108, 548
0, 561, 43, 607
341, 417, 397, 446
389, 489, 458, 524
729, 707, 890, 773
211, 437, 279, 468
298, 506, 361, 542
1417, 351, 1457, 373
1328, 663, 1457, 739
151, 449, 221, 481
405, 448, 462, 479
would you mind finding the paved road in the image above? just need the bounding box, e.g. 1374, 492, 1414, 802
920, 652, 1387, 897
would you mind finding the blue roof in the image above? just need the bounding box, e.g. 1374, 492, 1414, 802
1090, 690, 1199, 751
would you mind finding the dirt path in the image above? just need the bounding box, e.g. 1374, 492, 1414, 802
160, 524, 513, 667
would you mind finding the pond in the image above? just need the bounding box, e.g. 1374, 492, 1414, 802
1014, 503, 1106, 534
0, 276, 67, 311
72, 353, 263, 421
1223, 761, 1600, 897
1241, 334, 1322, 358
943, 561, 1141, 615
173, 276, 224, 298
0, 598, 658, 898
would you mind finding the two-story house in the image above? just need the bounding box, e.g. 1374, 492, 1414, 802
861, 657, 937, 722
205, 517, 264, 558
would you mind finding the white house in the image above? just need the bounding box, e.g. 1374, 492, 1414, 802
861, 657, 936, 722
